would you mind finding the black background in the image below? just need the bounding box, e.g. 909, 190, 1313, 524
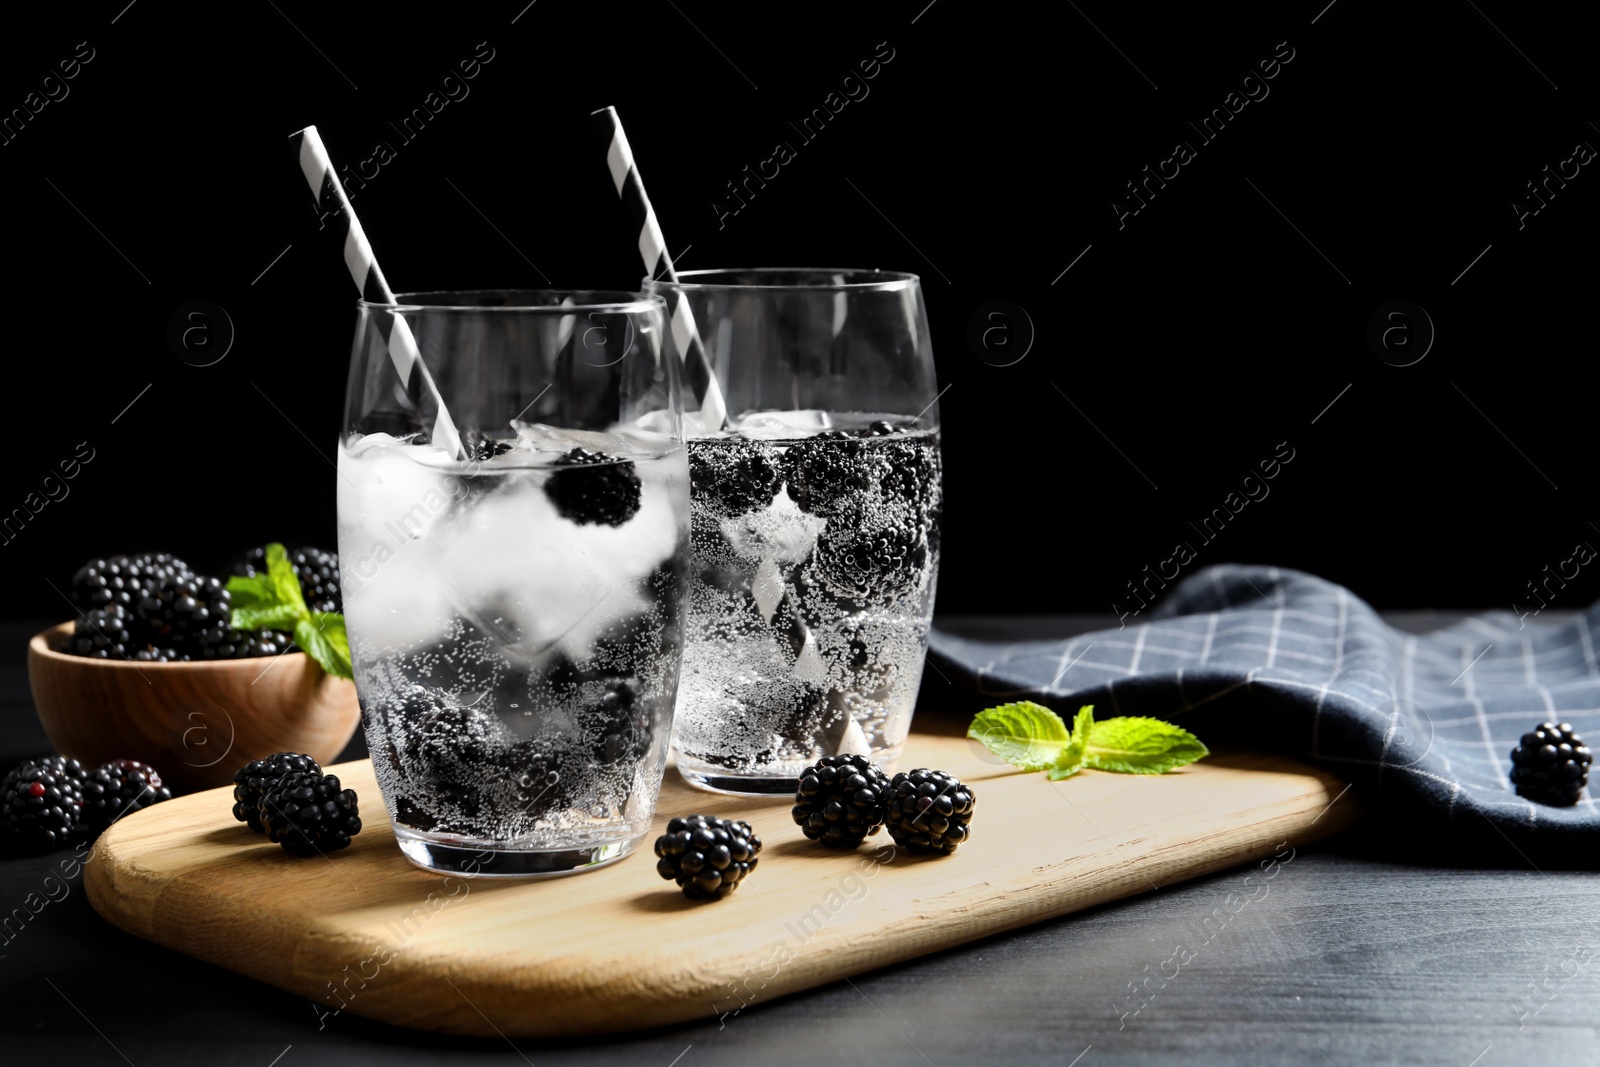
3, 0, 1596, 621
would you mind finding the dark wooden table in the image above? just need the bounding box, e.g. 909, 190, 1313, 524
3, 618, 1597, 1066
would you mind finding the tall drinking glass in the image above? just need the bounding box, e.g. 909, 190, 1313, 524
337, 290, 690, 876
646, 269, 942, 794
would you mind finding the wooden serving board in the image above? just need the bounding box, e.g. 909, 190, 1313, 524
84, 734, 1358, 1037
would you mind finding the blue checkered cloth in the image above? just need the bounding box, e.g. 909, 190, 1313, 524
928, 564, 1600, 858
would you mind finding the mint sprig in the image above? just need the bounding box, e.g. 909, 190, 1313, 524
226, 542, 352, 679
968, 701, 1207, 779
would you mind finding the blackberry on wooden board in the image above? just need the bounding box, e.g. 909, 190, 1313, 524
884, 769, 975, 855
654, 815, 762, 899
232, 752, 323, 832
792, 754, 891, 848
258, 772, 362, 855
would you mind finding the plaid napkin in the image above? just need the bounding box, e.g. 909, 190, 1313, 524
928, 564, 1599, 862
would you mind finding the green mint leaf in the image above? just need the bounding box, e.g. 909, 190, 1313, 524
312, 612, 350, 669
265, 543, 308, 615
231, 603, 303, 632
1047, 705, 1096, 780
1084, 717, 1209, 775
225, 573, 278, 612
968, 701, 1072, 771
294, 613, 352, 680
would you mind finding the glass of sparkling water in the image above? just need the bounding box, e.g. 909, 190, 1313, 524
645, 269, 943, 794
337, 290, 690, 876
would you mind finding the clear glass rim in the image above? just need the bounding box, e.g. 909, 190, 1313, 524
649, 268, 921, 292
360, 289, 667, 313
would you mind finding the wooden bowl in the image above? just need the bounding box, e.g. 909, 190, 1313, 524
27, 622, 362, 794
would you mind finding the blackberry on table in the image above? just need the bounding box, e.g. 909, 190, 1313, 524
68, 603, 138, 660
689, 437, 784, 517
792, 754, 891, 848
83, 760, 172, 832
654, 815, 762, 899
1510, 722, 1592, 807
885, 769, 975, 855
544, 447, 642, 527
232, 752, 322, 832
781, 432, 877, 517
1, 757, 88, 854
258, 772, 362, 855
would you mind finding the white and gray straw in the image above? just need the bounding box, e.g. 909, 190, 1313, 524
288, 124, 463, 458
593, 106, 728, 431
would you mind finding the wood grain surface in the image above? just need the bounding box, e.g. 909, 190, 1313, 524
82, 734, 1358, 1038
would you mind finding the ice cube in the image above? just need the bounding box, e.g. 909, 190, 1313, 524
513, 422, 640, 457
729, 409, 834, 440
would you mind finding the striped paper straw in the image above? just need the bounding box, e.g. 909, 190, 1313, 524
592, 106, 727, 431
288, 125, 462, 458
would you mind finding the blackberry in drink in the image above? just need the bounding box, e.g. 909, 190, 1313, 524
645, 268, 947, 796
336, 290, 690, 877
674, 413, 941, 792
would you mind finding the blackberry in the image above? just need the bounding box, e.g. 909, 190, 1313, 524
462, 429, 514, 463
258, 772, 362, 855
232, 752, 322, 832
814, 520, 928, 605
506, 736, 586, 822
689, 437, 784, 517
68, 602, 138, 660
83, 760, 172, 832
290, 548, 343, 613
196, 628, 293, 660
0, 757, 88, 854
138, 573, 230, 646
400, 694, 509, 824
235, 546, 343, 613
1510, 722, 1592, 807
544, 447, 642, 527
773, 682, 829, 755
885, 769, 975, 855
134, 646, 190, 662
654, 815, 762, 899
792, 754, 891, 848
877, 440, 941, 517
70, 553, 193, 613
781, 432, 878, 517
593, 679, 650, 766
